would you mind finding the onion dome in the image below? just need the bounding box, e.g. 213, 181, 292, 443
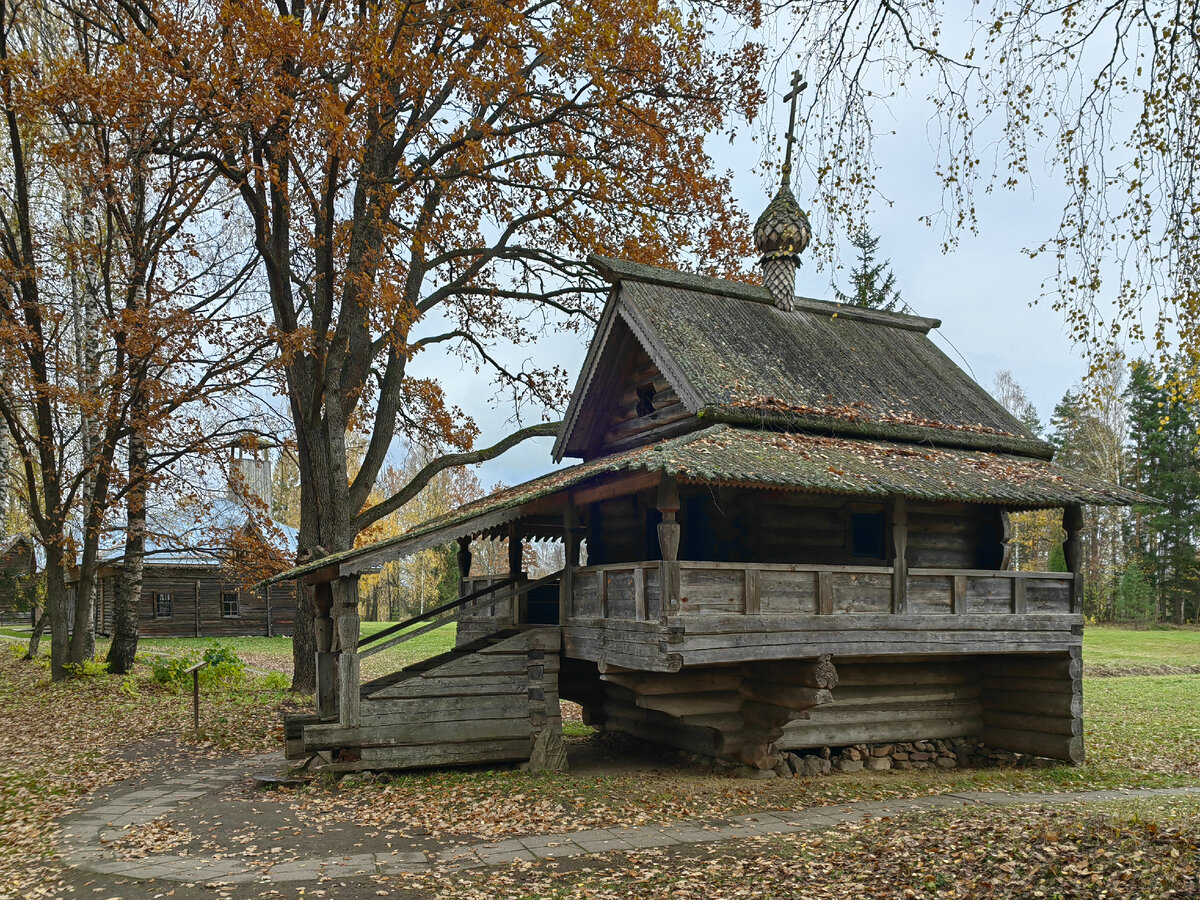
754, 184, 811, 310
753, 183, 812, 259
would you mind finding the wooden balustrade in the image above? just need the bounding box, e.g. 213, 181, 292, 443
567, 560, 1074, 621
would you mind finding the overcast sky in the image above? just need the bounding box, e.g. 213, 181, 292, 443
410, 24, 1144, 495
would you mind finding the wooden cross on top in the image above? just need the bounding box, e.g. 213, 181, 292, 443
781, 70, 807, 184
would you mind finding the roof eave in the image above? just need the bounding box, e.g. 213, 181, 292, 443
700, 406, 1058, 460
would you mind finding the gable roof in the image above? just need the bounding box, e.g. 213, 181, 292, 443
554, 255, 1052, 461
267, 423, 1149, 585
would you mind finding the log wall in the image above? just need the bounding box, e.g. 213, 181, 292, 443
93, 565, 297, 638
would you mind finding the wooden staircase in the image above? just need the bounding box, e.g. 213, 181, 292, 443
284, 626, 565, 773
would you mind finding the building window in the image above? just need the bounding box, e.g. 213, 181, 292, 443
850, 510, 886, 558
153, 592, 172, 619
221, 592, 240, 618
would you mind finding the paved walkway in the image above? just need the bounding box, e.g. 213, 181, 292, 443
55, 756, 1200, 887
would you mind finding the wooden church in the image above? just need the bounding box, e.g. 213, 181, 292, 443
276, 142, 1144, 774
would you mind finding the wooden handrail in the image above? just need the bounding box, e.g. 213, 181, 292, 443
357, 575, 518, 649
357, 568, 565, 659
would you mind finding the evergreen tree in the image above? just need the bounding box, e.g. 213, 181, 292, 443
833, 228, 903, 311
1125, 359, 1200, 624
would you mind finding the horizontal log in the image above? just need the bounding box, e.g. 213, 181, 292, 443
669, 613, 1080, 634
739, 681, 833, 711
603, 714, 732, 759
780, 715, 983, 750
356, 738, 533, 769
979, 675, 1080, 695
742, 699, 810, 730
745, 655, 838, 689
823, 683, 982, 706
303, 717, 533, 751
981, 689, 1082, 718
980, 726, 1084, 763
806, 698, 982, 726
362, 693, 527, 720
981, 709, 1082, 736
677, 640, 1078, 666
636, 690, 742, 717
833, 662, 973, 687
977, 655, 1080, 680
601, 670, 741, 695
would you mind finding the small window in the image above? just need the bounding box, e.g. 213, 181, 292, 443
635, 384, 657, 416
154, 592, 173, 619
850, 511, 885, 558
221, 592, 241, 618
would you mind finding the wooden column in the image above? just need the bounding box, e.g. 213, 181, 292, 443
508, 522, 525, 625
999, 510, 1013, 570
265, 584, 273, 637
656, 475, 681, 614
1062, 504, 1084, 613
559, 504, 579, 623
456, 536, 473, 595
889, 496, 908, 614
194, 579, 201, 637
335, 575, 362, 727
313, 581, 337, 721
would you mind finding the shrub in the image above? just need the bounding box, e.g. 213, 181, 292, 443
148, 642, 246, 688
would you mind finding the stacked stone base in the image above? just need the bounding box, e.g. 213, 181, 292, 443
675, 737, 1070, 778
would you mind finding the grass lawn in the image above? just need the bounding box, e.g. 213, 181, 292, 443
0, 625, 1197, 899
1083, 624, 1200, 672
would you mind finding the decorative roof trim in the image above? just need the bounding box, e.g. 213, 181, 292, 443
552, 284, 622, 462
588, 254, 941, 334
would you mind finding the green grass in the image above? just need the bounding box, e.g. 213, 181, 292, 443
1083, 625, 1200, 671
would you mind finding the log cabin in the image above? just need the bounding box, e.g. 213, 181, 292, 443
272, 173, 1147, 775
82, 448, 298, 638
0, 534, 36, 627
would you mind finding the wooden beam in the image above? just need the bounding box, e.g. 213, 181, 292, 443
890, 495, 908, 614
336, 576, 362, 727
570, 471, 661, 507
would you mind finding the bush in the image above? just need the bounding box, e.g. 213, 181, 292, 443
148, 642, 246, 688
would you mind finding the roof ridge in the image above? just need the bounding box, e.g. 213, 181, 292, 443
589, 254, 941, 333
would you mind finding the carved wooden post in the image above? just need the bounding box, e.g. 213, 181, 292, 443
559, 504, 579, 624
888, 495, 908, 614
1063, 504, 1084, 613
656, 475, 681, 614
508, 521, 525, 625
999, 509, 1013, 570
456, 536, 472, 596
335, 575, 361, 727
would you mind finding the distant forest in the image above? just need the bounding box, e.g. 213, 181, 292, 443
994, 362, 1199, 625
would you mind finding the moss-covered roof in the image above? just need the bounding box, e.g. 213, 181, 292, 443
556, 256, 1052, 460
265, 425, 1148, 584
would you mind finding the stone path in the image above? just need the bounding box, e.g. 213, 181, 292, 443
56, 756, 1200, 887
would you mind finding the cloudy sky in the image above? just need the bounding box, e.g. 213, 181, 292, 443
413, 22, 1144, 495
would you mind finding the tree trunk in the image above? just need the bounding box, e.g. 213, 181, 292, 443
23, 609, 46, 660
107, 423, 146, 674
44, 546, 70, 680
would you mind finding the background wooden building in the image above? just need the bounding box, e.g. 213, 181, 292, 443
85, 448, 298, 638
0, 534, 36, 627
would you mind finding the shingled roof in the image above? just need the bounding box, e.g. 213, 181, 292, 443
554, 256, 1053, 461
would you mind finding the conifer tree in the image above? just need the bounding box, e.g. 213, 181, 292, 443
833, 227, 903, 311
1126, 359, 1200, 624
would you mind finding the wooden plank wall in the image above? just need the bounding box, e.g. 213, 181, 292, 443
306, 627, 563, 771
906, 501, 992, 568
93, 565, 296, 638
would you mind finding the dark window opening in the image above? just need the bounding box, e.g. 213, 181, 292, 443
154, 592, 173, 619
850, 511, 886, 558
221, 592, 241, 618
635, 384, 657, 416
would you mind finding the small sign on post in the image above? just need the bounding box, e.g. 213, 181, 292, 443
183, 660, 209, 732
